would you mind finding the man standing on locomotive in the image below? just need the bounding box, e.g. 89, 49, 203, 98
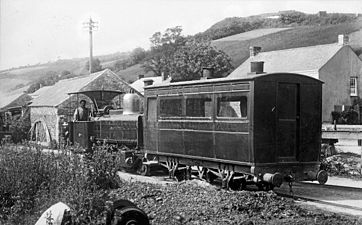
73, 100, 91, 121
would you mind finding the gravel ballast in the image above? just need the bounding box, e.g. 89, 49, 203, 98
109, 179, 359, 225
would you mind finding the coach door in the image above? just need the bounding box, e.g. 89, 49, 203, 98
276, 83, 300, 162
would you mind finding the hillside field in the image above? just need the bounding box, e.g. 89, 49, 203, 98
213, 20, 362, 68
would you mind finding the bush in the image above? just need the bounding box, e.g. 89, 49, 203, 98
0, 143, 122, 224
8, 109, 31, 143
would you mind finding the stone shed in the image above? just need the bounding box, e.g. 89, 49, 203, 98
29, 69, 139, 146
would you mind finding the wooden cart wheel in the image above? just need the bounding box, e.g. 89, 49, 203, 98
113, 206, 150, 225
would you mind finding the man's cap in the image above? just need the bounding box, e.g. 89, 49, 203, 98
80, 100, 86, 104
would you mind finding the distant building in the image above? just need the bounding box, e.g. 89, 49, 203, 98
29, 69, 140, 146
0, 86, 31, 121
130, 75, 165, 96
228, 34, 362, 123
318, 11, 327, 17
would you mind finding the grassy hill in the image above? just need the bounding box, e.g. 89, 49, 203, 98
212, 19, 362, 68
0, 52, 129, 94
115, 64, 155, 83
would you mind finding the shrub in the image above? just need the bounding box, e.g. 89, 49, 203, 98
0, 143, 122, 225
8, 109, 31, 143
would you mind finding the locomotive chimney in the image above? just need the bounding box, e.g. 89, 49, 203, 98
249, 46, 262, 57
138, 74, 144, 80
201, 67, 214, 79
248, 61, 264, 74
143, 79, 154, 86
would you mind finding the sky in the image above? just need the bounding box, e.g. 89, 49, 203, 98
0, 0, 361, 70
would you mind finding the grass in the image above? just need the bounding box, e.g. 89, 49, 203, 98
115, 64, 155, 83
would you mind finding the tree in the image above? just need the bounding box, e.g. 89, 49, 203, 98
143, 26, 233, 81
142, 26, 185, 77
85, 58, 103, 73
169, 38, 234, 82
130, 47, 146, 64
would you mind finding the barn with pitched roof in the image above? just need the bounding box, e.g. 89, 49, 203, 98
29, 69, 139, 146
228, 35, 362, 122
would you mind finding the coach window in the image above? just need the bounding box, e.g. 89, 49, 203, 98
186, 94, 212, 118
147, 98, 157, 121
217, 94, 247, 119
159, 97, 183, 118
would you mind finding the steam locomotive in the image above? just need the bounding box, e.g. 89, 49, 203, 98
68, 72, 328, 190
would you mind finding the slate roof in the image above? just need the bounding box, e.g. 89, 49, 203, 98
30, 69, 134, 107
228, 43, 345, 79
130, 76, 164, 95
0, 86, 30, 109
29, 86, 53, 99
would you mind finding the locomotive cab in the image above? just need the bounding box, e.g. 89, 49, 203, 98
67, 90, 143, 152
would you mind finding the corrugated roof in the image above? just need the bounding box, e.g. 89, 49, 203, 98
130, 76, 164, 95
228, 43, 344, 79
30, 69, 111, 107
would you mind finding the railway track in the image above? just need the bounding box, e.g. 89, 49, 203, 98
274, 181, 362, 214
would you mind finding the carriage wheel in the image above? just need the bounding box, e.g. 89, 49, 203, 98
137, 164, 151, 176
205, 170, 218, 184
174, 169, 186, 182
228, 177, 247, 191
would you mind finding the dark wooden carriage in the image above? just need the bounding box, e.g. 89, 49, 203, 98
143, 73, 326, 188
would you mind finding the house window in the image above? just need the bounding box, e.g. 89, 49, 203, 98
350, 77, 358, 96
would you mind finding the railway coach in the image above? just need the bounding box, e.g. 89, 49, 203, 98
142, 72, 327, 190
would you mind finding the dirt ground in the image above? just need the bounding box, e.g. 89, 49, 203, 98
115, 171, 361, 225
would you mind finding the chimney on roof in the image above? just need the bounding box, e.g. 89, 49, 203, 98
249, 46, 262, 57
161, 72, 168, 81
138, 74, 144, 80
338, 34, 349, 46
201, 67, 214, 79
143, 79, 154, 87
248, 61, 264, 75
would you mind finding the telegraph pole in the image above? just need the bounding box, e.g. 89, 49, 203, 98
83, 18, 98, 74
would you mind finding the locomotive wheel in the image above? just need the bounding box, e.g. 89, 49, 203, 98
137, 164, 151, 176
113, 206, 150, 225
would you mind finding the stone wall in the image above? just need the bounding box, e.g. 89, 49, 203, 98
30, 107, 59, 144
